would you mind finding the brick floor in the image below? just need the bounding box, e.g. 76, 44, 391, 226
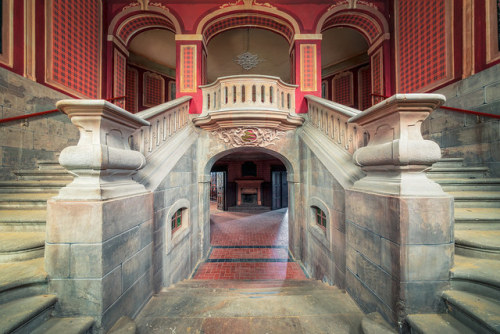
193, 205, 307, 280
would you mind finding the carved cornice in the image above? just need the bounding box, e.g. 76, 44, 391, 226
211, 127, 286, 148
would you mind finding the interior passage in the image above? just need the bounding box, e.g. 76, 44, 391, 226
193, 205, 307, 280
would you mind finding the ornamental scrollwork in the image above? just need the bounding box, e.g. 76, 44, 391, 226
212, 127, 285, 148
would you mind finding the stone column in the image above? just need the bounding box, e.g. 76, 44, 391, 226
345, 94, 453, 328
45, 100, 154, 332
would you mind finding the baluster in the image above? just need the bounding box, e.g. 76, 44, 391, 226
163, 116, 167, 140
156, 120, 160, 146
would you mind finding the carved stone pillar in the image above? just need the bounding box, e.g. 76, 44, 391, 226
345, 94, 454, 327
46, 100, 154, 332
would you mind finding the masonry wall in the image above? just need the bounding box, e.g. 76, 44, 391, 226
298, 139, 347, 288
0, 67, 78, 180
152, 143, 201, 290
423, 64, 500, 176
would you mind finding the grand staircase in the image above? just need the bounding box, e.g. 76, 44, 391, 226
0, 161, 94, 333
407, 158, 500, 333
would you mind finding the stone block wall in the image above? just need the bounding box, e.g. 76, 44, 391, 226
152, 144, 201, 290
0, 67, 78, 180
298, 139, 348, 288
423, 64, 500, 176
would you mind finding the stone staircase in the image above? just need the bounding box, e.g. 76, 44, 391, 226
407, 158, 500, 333
134, 279, 378, 333
0, 161, 95, 333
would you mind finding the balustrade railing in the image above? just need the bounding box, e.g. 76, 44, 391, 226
305, 95, 366, 155
130, 96, 191, 157
200, 75, 297, 113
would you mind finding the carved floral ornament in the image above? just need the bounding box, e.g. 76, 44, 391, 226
220, 0, 276, 9
212, 127, 286, 148
328, 0, 377, 10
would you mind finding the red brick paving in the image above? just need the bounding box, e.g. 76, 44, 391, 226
209, 247, 289, 260
193, 206, 307, 280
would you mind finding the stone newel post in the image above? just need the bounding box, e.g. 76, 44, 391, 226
46, 100, 154, 332
345, 94, 453, 327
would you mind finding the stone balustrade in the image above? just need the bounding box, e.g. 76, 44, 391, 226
305, 95, 366, 155
130, 96, 191, 157
201, 74, 297, 113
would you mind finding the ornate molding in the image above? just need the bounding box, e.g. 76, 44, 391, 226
220, 0, 276, 9
234, 52, 264, 70
212, 127, 285, 148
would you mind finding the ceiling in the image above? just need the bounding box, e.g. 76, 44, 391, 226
206, 28, 290, 83
128, 29, 176, 70
321, 27, 369, 69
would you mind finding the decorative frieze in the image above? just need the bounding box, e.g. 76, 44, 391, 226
212, 127, 285, 148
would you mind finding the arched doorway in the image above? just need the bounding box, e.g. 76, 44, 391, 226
195, 147, 306, 280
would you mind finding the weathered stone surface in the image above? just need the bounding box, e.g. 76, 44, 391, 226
346, 221, 381, 266
122, 243, 153, 291
44, 243, 70, 278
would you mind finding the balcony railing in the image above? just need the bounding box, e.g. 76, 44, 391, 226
194, 75, 303, 131
201, 75, 297, 113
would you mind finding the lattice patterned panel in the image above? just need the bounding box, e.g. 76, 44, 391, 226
113, 50, 126, 109
204, 15, 293, 42
333, 72, 353, 106
371, 49, 383, 104
358, 66, 372, 110
180, 45, 196, 93
397, 0, 449, 92
143, 72, 165, 107
300, 44, 317, 92
118, 15, 175, 45
323, 13, 380, 43
126, 66, 138, 113
49, 0, 101, 98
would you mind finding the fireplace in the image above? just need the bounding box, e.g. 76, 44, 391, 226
235, 180, 264, 206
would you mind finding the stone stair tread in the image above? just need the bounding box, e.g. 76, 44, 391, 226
0, 209, 46, 222
0, 192, 56, 201
442, 290, 500, 333
0, 180, 70, 188
448, 191, 500, 199
406, 313, 476, 334
452, 255, 500, 288
455, 230, 500, 251
429, 167, 489, 172
31, 316, 94, 334
0, 294, 57, 333
0, 232, 45, 252
455, 208, 500, 221
434, 178, 500, 184
0, 258, 47, 293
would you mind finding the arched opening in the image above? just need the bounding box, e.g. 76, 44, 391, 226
321, 27, 372, 110
124, 28, 176, 112
195, 148, 306, 280
206, 28, 291, 83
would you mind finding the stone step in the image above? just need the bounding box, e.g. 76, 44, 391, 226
13, 169, 73, 181
0, 193, 55, 210
455, 230, 500, 260
0, 180, 69, 193
107, 316, 136, 334
36, 160, 65, 171
455, 208, 500, 225
451, 255, 500, 301
175, 278, 322, 290
0, 232, 45, 263
0, 257, 48, 304
31, 316, 95, 334
449, 191, 500, 208
443, 290, 500, 334
434, 178, 500, 191
432, 158, 465, 168
406, 313, 476, 334
427, 167, 489, 179
0, 209, 46, 232
361, 312, 395, 334
0, 295, 57, 334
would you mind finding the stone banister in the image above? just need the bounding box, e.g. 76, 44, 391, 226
131, 96, 192, 157
305, 95, 365, 155
194, 75, 303, 131
56, 99, 149, 200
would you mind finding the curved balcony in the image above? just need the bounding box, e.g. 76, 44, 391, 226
193, 75, 304, 131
